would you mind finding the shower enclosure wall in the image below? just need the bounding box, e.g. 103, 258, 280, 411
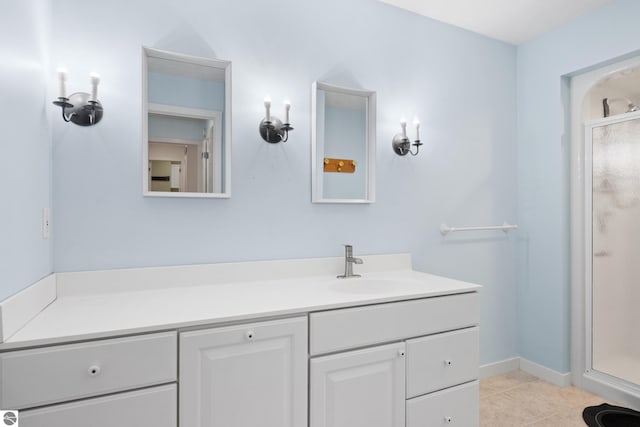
570, 56, 640, 410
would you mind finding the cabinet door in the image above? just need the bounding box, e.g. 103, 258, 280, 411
179, 317, 307, 427
310, 342, 406, 427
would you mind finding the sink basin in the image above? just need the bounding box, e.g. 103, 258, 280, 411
328, 277, 424, 294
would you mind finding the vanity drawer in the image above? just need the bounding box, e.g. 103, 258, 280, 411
19, 384, 177, 427
310, 292, 478, 355
0, 331, 177, 409
406, 327, 479, 398
406, 380, 479, 427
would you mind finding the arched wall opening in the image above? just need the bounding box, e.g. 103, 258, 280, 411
569, 54, 640, 409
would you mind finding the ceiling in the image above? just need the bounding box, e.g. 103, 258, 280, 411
380, 0, 615, 45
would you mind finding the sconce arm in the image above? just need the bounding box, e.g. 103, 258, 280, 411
409, 140, 423, 156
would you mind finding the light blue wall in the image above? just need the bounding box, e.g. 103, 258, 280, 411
148, 115, 207, 142
0, 1, 52, 301
323, 106, 367, 200
516, 0, 640, 372
49, 0, 517, 365
4, 0, 636, 374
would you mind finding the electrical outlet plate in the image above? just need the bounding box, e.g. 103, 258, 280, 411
42, 208, 50, 240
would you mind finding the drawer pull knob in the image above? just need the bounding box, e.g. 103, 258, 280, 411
88, 365, 101, 376
398, 350, 405, 357
246, 331, 255, 340
445, 416, 453, 423
444, 359, 453, 366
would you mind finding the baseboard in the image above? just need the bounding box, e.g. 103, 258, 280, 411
481, 357, 571, 387
480, 357, 521, 379
519, 357, 571, 387
0, 274, 57, 342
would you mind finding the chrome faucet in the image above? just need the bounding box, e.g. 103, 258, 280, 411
337, 244, 363, 279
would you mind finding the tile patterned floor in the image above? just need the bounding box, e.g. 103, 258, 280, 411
480, 371, 608, 426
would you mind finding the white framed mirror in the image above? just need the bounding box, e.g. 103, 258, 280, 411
312, 81, 376, 203
142, 47, 231, 198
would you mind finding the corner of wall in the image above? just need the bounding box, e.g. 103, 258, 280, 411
0, 0, 55, 301
0, 274, 57, 343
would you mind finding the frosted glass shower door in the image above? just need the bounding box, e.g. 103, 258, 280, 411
589, 114, 640, 388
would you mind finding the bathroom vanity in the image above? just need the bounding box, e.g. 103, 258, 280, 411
0, 254, 480, 427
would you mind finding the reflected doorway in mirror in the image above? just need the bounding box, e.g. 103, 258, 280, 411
142, 47, 232, 198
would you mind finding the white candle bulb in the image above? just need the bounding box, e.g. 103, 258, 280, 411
264, 97, 272, 122
89, 72, 100, 102
57, 68, 68, 99
414, 118, 420, 141
400, 119, 407, 139
284, 100, 291, 124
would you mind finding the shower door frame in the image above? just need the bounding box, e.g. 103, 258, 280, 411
583, 111, 640, 400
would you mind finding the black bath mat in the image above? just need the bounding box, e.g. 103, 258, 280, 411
583, 403, 640, 426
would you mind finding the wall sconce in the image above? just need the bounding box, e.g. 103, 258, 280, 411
259, 97, 293, 143
392, 118, 422, 156
52, 68, 104, 126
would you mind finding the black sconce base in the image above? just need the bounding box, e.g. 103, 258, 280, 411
392, 134, 422, 156
53, 92, 103, 126
259, 117, 292, 143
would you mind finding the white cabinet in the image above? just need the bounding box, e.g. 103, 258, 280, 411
179, 317, 307, 427
0, 332, 177, 427
1, 283, 479, 427
310, 342, 406, 427
310, 293, 480, 427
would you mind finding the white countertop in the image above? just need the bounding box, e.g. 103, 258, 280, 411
0, 255, 480, 350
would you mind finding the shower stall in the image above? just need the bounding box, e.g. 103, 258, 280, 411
571, 57, 640, 409
586, 112, 640, 394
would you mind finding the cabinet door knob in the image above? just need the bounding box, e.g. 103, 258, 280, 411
88, 365, 101, 376
398, 349, 405, 357
445, 416, 453, 423
444, 359, 453, 366
246, 331, 255, 340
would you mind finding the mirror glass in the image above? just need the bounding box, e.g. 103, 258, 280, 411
143, 47, 231, 198
312, 82, 376, 203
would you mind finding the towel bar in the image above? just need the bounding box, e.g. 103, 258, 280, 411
440, 222, 518, 236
